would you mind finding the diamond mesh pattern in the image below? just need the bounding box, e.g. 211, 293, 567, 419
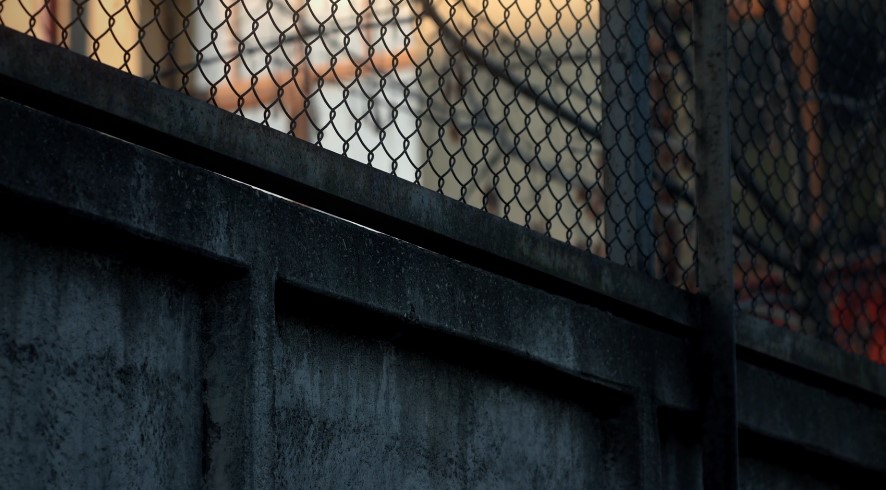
1, 0, 700, 291
728, 0, 886, 363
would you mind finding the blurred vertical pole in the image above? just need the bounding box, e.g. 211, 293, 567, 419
69, 1, 89, 57
600, 0, 654, 275
43, 0, 57, 44
694, 1, 738, 489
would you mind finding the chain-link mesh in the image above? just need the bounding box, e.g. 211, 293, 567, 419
0, 0, 699, 290
13, 0, 884, 363
729, 0, 886, 364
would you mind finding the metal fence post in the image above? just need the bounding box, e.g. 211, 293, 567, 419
600, 0, 654, 274
694, 1, 738, 489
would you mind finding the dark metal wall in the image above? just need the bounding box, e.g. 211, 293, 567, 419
1, 28, 885, 489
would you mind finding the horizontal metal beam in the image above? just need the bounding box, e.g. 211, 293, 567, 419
0, 95, 699, 411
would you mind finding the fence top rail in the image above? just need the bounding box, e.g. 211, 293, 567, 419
737, 313, 886, 403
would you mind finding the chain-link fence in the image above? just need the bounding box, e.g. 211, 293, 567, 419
0, 0, 698, 290
6, 0, 886, 362
728, 0, 886, 365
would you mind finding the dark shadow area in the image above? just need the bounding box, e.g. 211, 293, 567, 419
739, 430, 886, 488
